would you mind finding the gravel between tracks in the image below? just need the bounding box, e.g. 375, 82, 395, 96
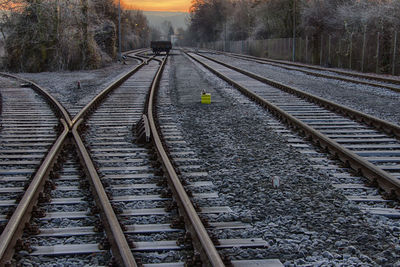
165, 51, 400, 266
14, 60, 139, 116
211, 53, 400, 126
3, 53, 400, 265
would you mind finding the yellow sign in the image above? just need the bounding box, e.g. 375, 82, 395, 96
201, 93, 211, 104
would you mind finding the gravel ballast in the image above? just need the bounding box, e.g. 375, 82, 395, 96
3, 52, 400, 265
15, 60, 140, 116
163, 51, 400, 265
210, 53, 400, 126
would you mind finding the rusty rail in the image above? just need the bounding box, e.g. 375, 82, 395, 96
72, 60, 151, 124
186, 51, 400, 200
0, 54, 222, 266
0, 73, 73, 266
0, 73, 71, 126
0, 60, 153, 266
220, 51, 400, 88
0, 120, 69, 266
229, 54, 400, 93
147, 56, 224, 266
195, 53, 400, 139
72, 120, 137, 267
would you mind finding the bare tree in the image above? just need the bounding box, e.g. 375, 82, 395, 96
189, 0, 231, 42
1, 0, 150, 71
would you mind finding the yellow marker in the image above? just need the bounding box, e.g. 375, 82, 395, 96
201, 93, 211, 104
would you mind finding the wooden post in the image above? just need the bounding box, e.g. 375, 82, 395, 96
361, 26, 367, 72
328, 35, 331, 66
118, 0, 121, 59
292, 0, 296, 61
305, 36, 308, 63
224, 23, 226, 52
338, 38, 341, 68
81, 0, 89, 66
393, 31, 398, 75
376, 32, 380, 73
320, 34, 323, 66
56, 0, 60, 38
349, 33, 353, 69
311, 36, 315, 64
299, 37, 302, 62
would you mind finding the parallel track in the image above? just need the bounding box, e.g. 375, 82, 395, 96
0, 51, 150, 265
0, 51, 283, 266
210, 50, 400, 93
0, 75, 69, 265
185, 50, 400, 207
79, 54, 279, 266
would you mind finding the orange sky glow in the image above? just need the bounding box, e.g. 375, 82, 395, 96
122, 0, 191, 12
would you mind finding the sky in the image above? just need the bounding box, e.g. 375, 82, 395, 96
123, 0, 191, 12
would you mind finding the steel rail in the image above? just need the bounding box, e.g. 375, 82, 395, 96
140, 52, 163, 64
72, 120, 137, 267
147, 56, 224, 266
0, 73, 72, 126
0, 119, 69, 266
123, 48, 148, 56
124, 48, 153, 61
221, 52, 400, 93
72, 59, 151, 124
193, 53, 400, 139
123, 50, 146, 63
0, 73, 72, 266
124, 54, 145, 63
185, 51, 400, 200
65, 55, 160, 265
0, 60, 153, 265
219, 50, 400, 87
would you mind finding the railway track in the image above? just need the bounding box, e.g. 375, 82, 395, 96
0, 77, 63, 230
0, 52, 283, 266
207, 50, 400, 93
185, 50, 400, 217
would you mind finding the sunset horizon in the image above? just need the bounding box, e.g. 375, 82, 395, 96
121, 0, 191, 13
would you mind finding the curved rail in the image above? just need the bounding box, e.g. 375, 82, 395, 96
147, 56, 224, 266
123, 51, 145, 63
0, 54, 223, 266
0, 73, 72, 265
0, 119, 69, 265
72, 120, 137, 267
0, 61, 153, 265
0, 73, 72, 125
186, 51, 400, 200
72, 60, 150, 124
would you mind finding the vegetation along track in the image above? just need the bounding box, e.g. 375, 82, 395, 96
210, 50, 400, 93
0, 51, 283, 266
185, 50, 400, 208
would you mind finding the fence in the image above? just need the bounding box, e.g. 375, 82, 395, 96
201, 31, 400, 76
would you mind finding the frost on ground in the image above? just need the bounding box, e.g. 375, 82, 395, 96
166, 51, 400, 266
14, 59, 139, 116
214, 54, 400, 126
2, 51, 400, 266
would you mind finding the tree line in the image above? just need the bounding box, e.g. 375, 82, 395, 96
180, 0, 399, 73
0, 0, 152, 72
183, 0, 399, 44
